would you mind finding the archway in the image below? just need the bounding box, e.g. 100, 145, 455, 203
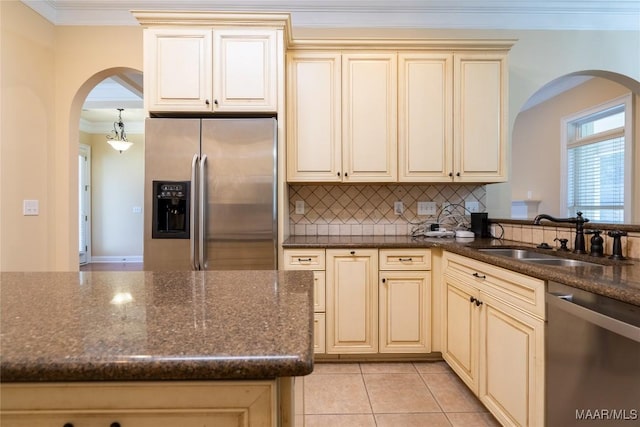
70, 67, 144, 270
511, 70, 640, 222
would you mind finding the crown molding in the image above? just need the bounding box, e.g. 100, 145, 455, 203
21, 1, 640, 31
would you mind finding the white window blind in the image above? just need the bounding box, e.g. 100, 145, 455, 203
565, 101, 628, 223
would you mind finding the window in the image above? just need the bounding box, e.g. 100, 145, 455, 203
562, 95, 632, 223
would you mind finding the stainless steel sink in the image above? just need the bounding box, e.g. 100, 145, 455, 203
478, 248, 602, 267
478, 248, 557, 259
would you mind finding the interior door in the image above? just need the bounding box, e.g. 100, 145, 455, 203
78, 144, 91, 266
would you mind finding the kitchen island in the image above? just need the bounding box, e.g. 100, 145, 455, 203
0, 270, 315, 426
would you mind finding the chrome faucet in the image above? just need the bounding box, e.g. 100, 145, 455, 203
532, 212, 589, 254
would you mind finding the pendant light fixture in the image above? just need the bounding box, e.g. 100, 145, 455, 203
106, 108, 133, 153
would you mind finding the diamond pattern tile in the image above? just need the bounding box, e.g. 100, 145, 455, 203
289, 184, 486, 235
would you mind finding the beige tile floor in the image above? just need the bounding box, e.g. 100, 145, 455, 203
302, 361, 501, 427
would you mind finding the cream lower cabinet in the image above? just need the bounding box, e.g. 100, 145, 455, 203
1, 381, 279, 427
326, 249, 379, 353
282, 249, 326, 354
442, 252, 545, 427
378, 249, 432, 353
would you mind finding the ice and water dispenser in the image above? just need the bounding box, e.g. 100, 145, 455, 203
152, 181, 190, 239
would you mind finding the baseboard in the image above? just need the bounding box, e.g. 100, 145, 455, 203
89, 256, 143, 263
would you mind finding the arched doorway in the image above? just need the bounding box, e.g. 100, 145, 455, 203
73, 68, 144, 270
511, 70, 640, 222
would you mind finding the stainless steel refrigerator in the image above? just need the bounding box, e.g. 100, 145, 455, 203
144, 117, 277, 271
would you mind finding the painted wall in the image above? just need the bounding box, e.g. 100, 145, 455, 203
86, 132, 144, 261
1, 1, 638, 270
511, 78, 636, 219
1, 1, 142, 271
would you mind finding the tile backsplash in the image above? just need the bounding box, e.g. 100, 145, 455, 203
289, 184, 486, 236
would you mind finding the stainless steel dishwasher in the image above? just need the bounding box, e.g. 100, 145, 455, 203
546, 281, 640, 426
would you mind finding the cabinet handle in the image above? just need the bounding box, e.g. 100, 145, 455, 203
382, 278, 386, 283
110, 423, 121, 427
472, 272, 486, 279
398, 257, 413, 262
470, 296, 483, 306
297, 257, 312, 262
63, 424, 74, 427
350, 251, 356, 255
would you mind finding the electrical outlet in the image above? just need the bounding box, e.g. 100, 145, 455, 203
417, 201, 437, 216
394, 201, 404, 215
23, 200, 39, 216
465, 201, 480, 213
295, 200, 305, 215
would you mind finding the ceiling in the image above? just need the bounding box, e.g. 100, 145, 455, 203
22, 1, 638, 133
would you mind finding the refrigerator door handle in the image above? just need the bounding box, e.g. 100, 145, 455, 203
199, 154, 208, 270
190, 154, 199, 270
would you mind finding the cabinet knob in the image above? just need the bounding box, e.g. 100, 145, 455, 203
110, 423, 121, 427
214, 99, 219, 105
382, 278, 386, 283
63, 424, 74, 427
205, 99, 210, 105
475, 299, 483, 307
350, 251, 356, 255
449, 172, 453, 177
456, 172, 461, 177
337, 172, 341, 177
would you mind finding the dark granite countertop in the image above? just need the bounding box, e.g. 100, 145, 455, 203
283, 235, 640, 306
0, 270, 314, 383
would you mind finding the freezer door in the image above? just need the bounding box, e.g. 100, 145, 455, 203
144, 118, 201, 271
201, 118, 277, 270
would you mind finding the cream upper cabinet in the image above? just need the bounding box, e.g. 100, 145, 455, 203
442, 252, 545, 427
286, 52, 342, 182
398, 53, 453, 182
453, 52, 508, 182
287, 52, 397, 183
144, 28, 213, 112
342, 53, 398, 182
398, 52, 507, 182
326, 249, 379, 353
212, 29, 278, 112
145, 28, 278, 113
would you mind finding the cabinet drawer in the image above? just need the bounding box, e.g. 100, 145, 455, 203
443, 252, 545, 319
379, 249, 431, 270
283, 249, 325, 270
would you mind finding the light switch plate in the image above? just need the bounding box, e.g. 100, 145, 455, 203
23, 199, 39, 216
394, 201, 404, 215
295, 200, 305, 215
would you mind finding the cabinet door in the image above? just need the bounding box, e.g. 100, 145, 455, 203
479, 293, 545, 427
398, 53, 453, 182
314, 313, 326, 354
213, 29, 278, 111
287, 52, 342, 182
342, 53, 397, 182
453, 52, 508, 182
326, 249, 378, 353
379, 271, 431, 353
144, 29, 213, 112
442, 274, 479, 393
